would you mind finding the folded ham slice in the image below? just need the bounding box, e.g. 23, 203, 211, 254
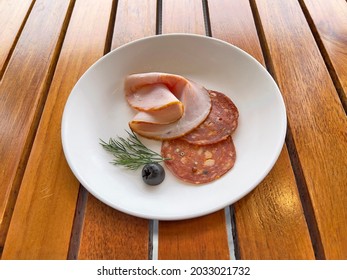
125, 72, 211, 140
126, 83, 183, 124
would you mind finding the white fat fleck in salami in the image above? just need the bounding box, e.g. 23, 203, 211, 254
161, 137, 236, 184
181, 91, 239, 145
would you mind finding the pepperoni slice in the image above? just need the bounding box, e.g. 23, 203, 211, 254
181, 91, 239, 145
161, 137, 236, 184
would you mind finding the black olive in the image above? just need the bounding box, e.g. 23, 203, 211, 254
142, 163, 165, 185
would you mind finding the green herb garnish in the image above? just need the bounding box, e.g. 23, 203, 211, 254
100, 130, 170, 170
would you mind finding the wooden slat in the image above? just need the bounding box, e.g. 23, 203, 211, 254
0, 0, 33, 77
235, 149, 315, 259
158, 0, 230, 260
162, 0, 206, 35
78, 196, 150, 260
208, 0, 264, 64
208, 0, 314, 259
255, 0, 347, 259
111, 0, 158, 50
77, 0, 157, 260
0, 0, 73, 251
159, 211, 229, 259
301, 0, 347, 108
1, 0, 113, 259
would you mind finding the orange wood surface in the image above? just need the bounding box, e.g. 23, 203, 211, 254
208, 0, 315, 260
254, 0, 347, 259
78, 195, 150, 260
0, 0, 345, 260
111, 0, 157, 50
301, 0, 347, 108
1, 0, 113, 259
162, 0, 206, 35
234, 148, 315, 259
0, 0, 33, 77
158, 0, 230, 260
77, 0, 157, 260
159, 211, 230, 260
0, 0, 73, 250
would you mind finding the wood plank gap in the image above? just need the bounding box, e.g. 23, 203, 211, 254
70, 0, 117, 254
0, 0, 36, 81
152, 0, 161, 259
229, 205, 240, 260
148, 220, 153, 259
210, 1, 235, 257
224, 207, 236, 260
156, 0, 162, 34
248, 0, 276, 78
151, 0, 162, 258
201, 0, 212, 37
38, 0, 77, 112
18, 0, 78, 190
67, 186, 89, 260
0, 0, 77, 251
104, 0, 119, 55
25, 0, 78, 145
285, 124, 326, 259
149, 220, 159, 260
249, 0, 325, 260
297, 0, 347, 114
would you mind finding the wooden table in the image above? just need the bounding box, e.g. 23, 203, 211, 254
0, 0, 346, 260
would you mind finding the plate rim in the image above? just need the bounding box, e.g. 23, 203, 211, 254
61, 33, 287, 220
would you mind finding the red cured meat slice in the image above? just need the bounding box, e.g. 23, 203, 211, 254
161, 137, 236, 184
181, 91, 239, 145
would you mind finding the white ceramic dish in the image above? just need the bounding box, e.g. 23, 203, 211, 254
62, 34, 286, 220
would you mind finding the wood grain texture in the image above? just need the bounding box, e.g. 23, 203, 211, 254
208, 0, 264, 64
1, 0, 113, 259
208, 0, 315, 260
162, 0, 206, 35
78, 196, 150, 260
0, 0, 33, 77
255, 0, 347, 259
301, 0, 347, 109
159, 211, 230, 260
0, 0, 73, 251
111, 0, 157, 50
157, 0, 230, 260
234, 148, 315, 259
77, 0, 157, 260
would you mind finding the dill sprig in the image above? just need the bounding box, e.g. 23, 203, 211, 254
100, 130, 170, 170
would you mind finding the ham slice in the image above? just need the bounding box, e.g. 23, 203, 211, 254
125, 72, 211, 140
126, 84, 183, 124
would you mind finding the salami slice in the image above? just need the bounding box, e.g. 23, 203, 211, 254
181, 91, 239, 145
161, 137, 236, 184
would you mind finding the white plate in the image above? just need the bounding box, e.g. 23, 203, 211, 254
62, 34, 286, 220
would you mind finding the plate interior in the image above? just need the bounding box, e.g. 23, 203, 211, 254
62, 34, 286, 220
